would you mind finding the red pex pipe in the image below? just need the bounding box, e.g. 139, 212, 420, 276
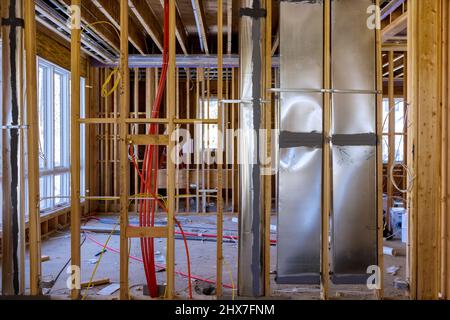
84, 233, 232, 289
132, 0, 195, 299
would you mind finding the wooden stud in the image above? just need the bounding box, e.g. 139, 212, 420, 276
70, 0, 82, 300
134, 68, 139, 213
24, 0, 42, 295
105, 69, 111, 212
407, 0, 443, 300
166, 0, 177, 299
216, 0, 224, 298
119, 0, 130, 300
196, 68, 201, 214
387, 51, 395, 232
376, 0, 385, 300
114, 71, 119, 211
176, 68, 180, 213
186, 69, 191, 213
263, 0, 272, 297
321, 0, 331, 301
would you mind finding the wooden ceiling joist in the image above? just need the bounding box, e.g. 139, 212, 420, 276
129, 0, 164, 52
175, 5, 189, 55
59, 0, 120, 53
382, 11, 408, 42
91, 0, 146, 54
191, 0, 209, 54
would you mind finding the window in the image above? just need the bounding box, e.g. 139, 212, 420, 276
38, 58, 85, 213
382, 98, 406, 164
198, 98, 219, 149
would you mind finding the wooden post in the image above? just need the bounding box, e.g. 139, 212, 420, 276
216, 0, 224, 297
442, 0, 450, 299
376, 0, 385, 299
321, 0, 331, 301
407, 0, 444, 300
24, 0, 41, 295
134, 68, 139, 212
387, 51, 395, 232
166, 0, 176, 299
119, 0, 130, 300
70, 0, 81, 300
186, 68, 191, 212
263, 0, 272, 297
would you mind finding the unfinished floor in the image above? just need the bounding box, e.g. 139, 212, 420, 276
0, 214, 408, 300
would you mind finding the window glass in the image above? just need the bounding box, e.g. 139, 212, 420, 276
36, 58, 86, 213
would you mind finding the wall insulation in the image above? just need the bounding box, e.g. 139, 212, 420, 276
277, 0, 378, 285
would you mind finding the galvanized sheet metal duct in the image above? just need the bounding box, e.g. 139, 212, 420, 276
330, 0, 378, 283
277, 0, 379, 285
277, 0, 323, 284
238, 0, 264, 297
1, 0, 24, 294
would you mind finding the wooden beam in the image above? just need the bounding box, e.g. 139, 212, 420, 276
191, 0, 209, 54
216, 0, 224, 298
129, 0, 163, 52
36, 24, 88, 77
166, 0, 177, 299
24, 0, 42, 296
387, 51, 395, 232
321, 0, 331, 301
264, 0, 272, 297
174, 4, 189, 55
92, 0, 146, 54
442, 0, 450, 299
60, 0, 120, 52
227, 0, 232, 54
126, 226, 168, 238
119, 0, 131, 300
382, 11, 408, 42
407, 0, 444, 300
271, 26, 279, 56
70, 0, 82, 300
127, 135, 169, 146
376, 0, 385, 300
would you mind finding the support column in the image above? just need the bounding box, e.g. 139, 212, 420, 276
24, 0, 41, 295
70, 0, 81, 300
407, 0, 449, 300
119, 0, 130, 300
216, 0, 224, 298
238, 0, 265, 297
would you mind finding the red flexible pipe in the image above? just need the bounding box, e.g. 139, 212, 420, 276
131, 0, 194, 299
84, 233, 233, 289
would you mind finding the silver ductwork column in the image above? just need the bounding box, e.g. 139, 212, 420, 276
330, 0, 378, 283
1, 0, 25, 295
238, 0, 265, 297
277, 0, 379, 285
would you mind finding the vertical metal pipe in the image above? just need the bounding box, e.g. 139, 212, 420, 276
1, 0, 24, 295
238, 0, 264, 297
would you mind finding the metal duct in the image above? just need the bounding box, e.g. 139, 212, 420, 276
330, 0, 378, 284
277, 0, 379, 285
277, 0, 323, 285
1, 0, 24, 295
238, 0, 264, 297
